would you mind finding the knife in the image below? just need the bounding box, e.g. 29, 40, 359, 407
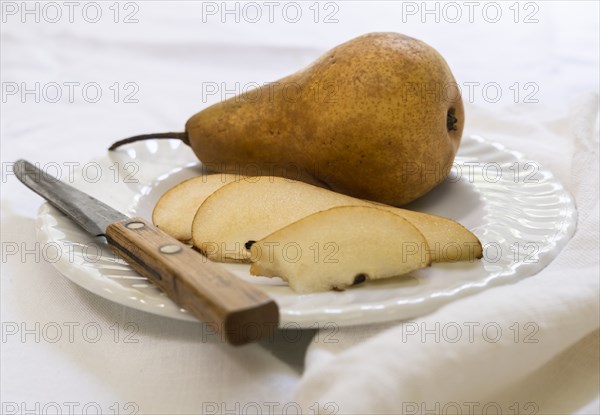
14, 159, 279, 345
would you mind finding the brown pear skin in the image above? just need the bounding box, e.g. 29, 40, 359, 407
109, 32, 464, 206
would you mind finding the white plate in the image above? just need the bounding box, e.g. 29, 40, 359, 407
36, 135, 577, 327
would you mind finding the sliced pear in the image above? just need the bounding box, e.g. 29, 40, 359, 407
192, 176, 481, 262
152, 174, 241, 243
369, 201, 483, 263
192, 176, 343, 262
249, 206, 431, 293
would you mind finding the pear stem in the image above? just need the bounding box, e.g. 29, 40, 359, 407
108, 132, 189, 151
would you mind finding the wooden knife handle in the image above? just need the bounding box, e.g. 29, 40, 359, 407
105, 217, 279, 345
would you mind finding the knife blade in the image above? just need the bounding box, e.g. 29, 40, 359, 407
14, 159, 279, 345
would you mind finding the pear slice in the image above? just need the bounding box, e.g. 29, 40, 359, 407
152, 174, 241, 243
249, 206, 431, 293
191, 176, 482, 262
369, 201, 483, 263
192, 176, 345, 262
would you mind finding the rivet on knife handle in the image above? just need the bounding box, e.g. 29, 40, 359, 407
106, 217, 279, 345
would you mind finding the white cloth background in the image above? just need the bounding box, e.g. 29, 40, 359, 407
1, 2, 598, 414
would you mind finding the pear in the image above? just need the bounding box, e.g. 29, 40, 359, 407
152, 174, 241, 242
249, 206, 431, 293
191, 176, 482, 263
110, 32, 464, 206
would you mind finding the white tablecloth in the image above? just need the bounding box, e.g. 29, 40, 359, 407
2, 2, 598, 414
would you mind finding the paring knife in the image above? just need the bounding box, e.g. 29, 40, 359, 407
14, 159, 279, 346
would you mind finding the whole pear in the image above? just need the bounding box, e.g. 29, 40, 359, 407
110, 32, 464, 206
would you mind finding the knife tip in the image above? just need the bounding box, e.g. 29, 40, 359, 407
12, 159, 35, 182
